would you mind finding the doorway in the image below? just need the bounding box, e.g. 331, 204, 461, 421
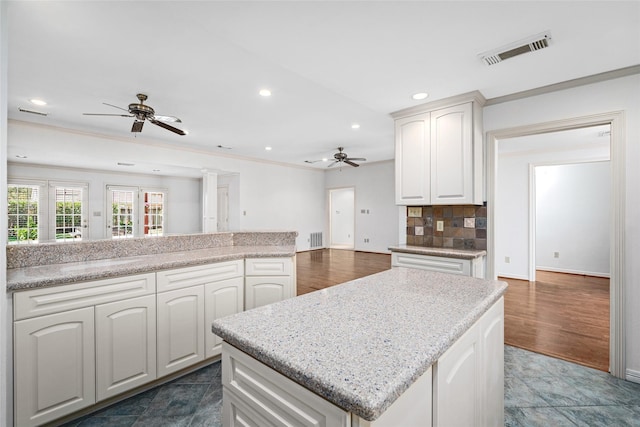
329, 187, 355, 249
217, 185, 229, 232
487, 112, 625, 378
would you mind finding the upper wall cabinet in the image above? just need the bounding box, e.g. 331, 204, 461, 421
393, 91, 485, 205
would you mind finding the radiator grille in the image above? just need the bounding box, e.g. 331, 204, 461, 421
310, 232, 323, 248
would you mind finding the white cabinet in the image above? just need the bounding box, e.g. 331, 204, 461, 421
205, 277, 244, 358
395, 112, 431, 204
95, 294, 157, 401
433, 316, 481, 427
157, 285, 206, 377
245, 257, 295, 310
222, 342, 350, 427
156, 260, 244, 373
433, 297, 504, 427
13, 273, 155, 426
391, 252, 485, 278
14, 307, 96, 427
393, 92, 485, 206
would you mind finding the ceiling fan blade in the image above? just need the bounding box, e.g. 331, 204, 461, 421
131, 120, 144, 133
347, 157, 366, 162
154, 115, 182, 123
327, 160, 340, 168
149, 118, 187, 136
83, 113, 133, 117
103, 102, 130, 112
344, 160, 360, 167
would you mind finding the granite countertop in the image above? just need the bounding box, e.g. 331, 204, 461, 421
388, 244, 486, 260
212, 267, 507, 421
7, 245, 296, 291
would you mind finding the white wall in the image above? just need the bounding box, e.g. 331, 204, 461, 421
484, 73, 640, 380
324, 160, 398, 253
8, 163, 202, 240
535, 162, 610, 276
496, 142, 609, 279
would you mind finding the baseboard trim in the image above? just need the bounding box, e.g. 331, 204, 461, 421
536, 267, 610, 278
497, 273, 530, 280
626, 369, 640, 384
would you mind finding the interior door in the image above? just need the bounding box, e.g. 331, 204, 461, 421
329, 187, 355, 249
217, 186, 229, 232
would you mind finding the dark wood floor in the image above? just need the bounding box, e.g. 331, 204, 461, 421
501, 271, 610, 372
296, 249, 391, 295
297, 250, 610, 372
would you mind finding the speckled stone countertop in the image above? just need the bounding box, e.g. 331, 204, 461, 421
212, 267, 507, 421
7, 231, 297, 291
389, 244, 486, 260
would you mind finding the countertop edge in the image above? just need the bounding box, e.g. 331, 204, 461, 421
388, 245, 487, 260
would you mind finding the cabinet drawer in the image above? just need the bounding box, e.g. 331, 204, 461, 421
392, 253, 470, 276
222, 343, 349, 427
245, 257, 293, 276
156, 260, 243, 293
14, 273, 156, 321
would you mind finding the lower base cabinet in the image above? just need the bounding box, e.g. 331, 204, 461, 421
220, 297, 504, 427
14, 307, 96, 427
391, 252, 486, 278
157, 286, 206, 377
96, 294, 157, 401
12, 257, 294, 426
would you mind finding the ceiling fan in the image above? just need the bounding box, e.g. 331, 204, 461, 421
83, 93, 186, 136
305, 147, 366, 167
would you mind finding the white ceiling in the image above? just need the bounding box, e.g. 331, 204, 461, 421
6, 1, 640, 175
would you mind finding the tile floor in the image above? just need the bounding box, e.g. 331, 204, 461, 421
62, 346, 640, 426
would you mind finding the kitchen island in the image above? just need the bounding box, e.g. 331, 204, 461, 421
212, 267, 508, 426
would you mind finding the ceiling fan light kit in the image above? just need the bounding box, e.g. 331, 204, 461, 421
83, 93, 186, 136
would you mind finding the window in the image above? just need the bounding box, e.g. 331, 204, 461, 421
8, 183, 41, 244
107, 186, 167, 239
144, 191, 165, 237
51, 183, 88, 241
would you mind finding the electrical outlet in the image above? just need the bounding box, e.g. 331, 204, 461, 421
436, 220, 444, 232
554, 252, 560, 258
505, 256, 510, 263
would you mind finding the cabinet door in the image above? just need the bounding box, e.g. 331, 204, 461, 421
245, 276, 292, 310
96, 294, 157, 401
205, 277, 244, 358
14, 307, 95, 427
157, 286, 205, 377
433, 321, 480, 427
481, 297, 504, 427
395, 113, 431, 205
430, 102, 473, 204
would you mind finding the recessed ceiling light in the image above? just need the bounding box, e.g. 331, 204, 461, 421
259, 89, 272, 97
15, 155, 28, 159
412, 92, 429, 100
351, 123, 360, 129
322, 158, 328, 162
29, 98, 47, 106
265, 146, 272, 151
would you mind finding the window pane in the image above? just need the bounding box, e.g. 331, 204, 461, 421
111, 189, 135, 238
8, 185, 39, 244
54, 187, 84, 241
143, 191, 164, 237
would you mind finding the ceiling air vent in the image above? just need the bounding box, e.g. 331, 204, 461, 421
479, 31, 552, 66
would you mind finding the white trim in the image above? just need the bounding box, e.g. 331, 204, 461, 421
528, 163, 536, 282
496, 273, 530, 281
535, 267, 610, 279
626, 369, 640, 384
486, 111, 625, 378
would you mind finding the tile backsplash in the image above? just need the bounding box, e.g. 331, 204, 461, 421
406, 204, 487, 250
